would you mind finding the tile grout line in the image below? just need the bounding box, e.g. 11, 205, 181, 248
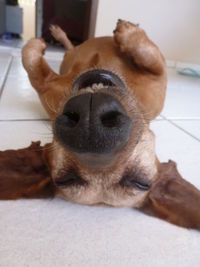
160, 115, 200, 142
0, 119, 51, 122
0, 56, 14, 100
160, 116, 200, 121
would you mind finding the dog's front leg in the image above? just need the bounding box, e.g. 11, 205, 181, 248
114, 19, 165, 75
22, 39, 71, 118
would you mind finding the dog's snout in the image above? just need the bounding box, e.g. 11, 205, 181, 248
55, 92, 132, 154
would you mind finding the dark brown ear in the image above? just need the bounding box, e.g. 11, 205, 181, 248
140, 161, 200, 229
0, 142, 55, 200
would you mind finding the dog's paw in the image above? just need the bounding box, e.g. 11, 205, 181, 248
50, 25, 66, 42
24, 38, 47, 54
113, 19, 141, 52
114, 19, 139, 33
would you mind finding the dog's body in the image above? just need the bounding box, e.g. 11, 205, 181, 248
23, 21, 167, 120
22, 20, 167, 208
0, 20, 200, 229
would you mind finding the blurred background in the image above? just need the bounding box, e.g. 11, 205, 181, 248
0, 0, 199, 64
0, 0, 97, 46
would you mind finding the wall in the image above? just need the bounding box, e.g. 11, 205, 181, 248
95, 0, 200, 64
19, 0, 36, 40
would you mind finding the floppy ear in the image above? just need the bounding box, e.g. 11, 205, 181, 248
140, 161, 200, 229
0, 142, 55, 200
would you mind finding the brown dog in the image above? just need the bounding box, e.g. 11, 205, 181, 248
0, 20, 200, 229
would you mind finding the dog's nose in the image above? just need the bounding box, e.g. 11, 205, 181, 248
55, 93, 132, 154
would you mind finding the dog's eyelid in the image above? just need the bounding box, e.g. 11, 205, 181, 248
54, 170, 86, 188
120, 173, 151, 191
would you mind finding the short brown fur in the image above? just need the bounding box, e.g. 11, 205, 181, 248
0, 20, 199, 230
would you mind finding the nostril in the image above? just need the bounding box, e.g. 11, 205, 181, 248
101, 111, 122, 128
64, 111, 80, 128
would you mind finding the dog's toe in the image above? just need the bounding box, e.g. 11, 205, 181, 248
113, 20, 142, 52
114, 19, 139, 34
49, 25, 65, 41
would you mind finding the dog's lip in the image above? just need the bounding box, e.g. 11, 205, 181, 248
72, 69, 126, 91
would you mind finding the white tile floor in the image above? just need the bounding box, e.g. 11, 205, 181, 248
0, 46, 200, 190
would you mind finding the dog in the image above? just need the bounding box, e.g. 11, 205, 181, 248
0, 20, 200, 229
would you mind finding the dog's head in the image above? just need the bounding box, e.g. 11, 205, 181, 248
48, 72, 157, 207
22, 21, 166, 207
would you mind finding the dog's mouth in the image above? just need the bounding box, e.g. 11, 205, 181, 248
72, 69, 126, 91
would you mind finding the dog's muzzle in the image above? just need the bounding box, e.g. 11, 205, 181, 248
54, 70, 132, 156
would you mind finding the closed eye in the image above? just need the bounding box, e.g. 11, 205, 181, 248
120, 173, 151, 191
55, 168, 86, 188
